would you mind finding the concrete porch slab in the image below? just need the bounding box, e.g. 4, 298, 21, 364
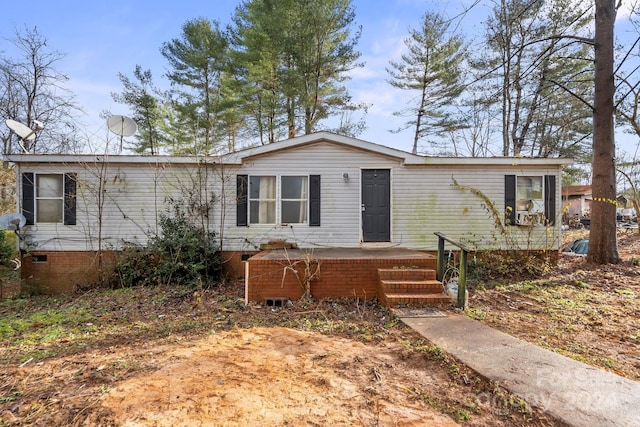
250, 247, 437, 261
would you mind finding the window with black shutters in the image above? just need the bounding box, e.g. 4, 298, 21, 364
236, 174, 320, 226
22, 172, 76, 225
505, 174, 556, 226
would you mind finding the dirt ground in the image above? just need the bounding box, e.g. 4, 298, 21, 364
101, 327, 458, 426
0, 288, 562, 426
4, 230, 639, 426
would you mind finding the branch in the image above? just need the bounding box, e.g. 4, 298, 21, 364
615, 71, 640, 110
531, 34, 595, 46
614, 35, 640, 77
545, 78, 594, 110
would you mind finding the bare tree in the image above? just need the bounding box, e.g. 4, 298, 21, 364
449, 94, 497, 157
475, 0, 593, 157
0, 26, 81, 154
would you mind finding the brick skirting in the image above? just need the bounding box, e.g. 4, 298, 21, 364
21, 250, 115, 294
20, 250, 257, 294
245, 249, 437, 304
20, 248, 441, 300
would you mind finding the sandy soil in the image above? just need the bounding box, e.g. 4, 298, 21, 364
101, 327, 458, 426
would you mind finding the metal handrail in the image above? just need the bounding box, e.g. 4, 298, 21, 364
434, 232, 475, 309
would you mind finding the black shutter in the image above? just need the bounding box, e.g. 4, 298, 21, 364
22, 173, 35, 225
236, 175, 248, 226
544, 175, 556, 226
64, 173, 77, 225
309, 175, 321, 226
505, 175, 516, 225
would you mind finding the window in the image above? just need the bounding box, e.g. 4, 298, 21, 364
249, 176, 276, 224
22, 172, 77, 225
237, 174, 320, 226
36, 174, 64, 223
516, 176, 543, 213
281, 176, 308, 224
505, 175, 556, 226
248, 176, 308, 224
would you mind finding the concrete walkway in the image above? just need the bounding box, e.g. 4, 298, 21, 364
396, 310, 640, 427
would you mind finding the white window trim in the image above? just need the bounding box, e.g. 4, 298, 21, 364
248, 175, 310, 225
515, 175, 545, 226
35, 173, 64, 224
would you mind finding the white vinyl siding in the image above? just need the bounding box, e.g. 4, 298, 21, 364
392, 167, 561, 250
222, 142, 401, 249
16, 162, 196, 251
13, 138, 565, 253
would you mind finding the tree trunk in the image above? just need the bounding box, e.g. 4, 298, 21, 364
287, 96, 296, 139
587, 0, 620, 264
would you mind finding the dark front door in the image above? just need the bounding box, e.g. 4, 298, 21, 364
362, 169, 390, 242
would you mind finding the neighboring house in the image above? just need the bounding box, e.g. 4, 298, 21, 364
561, 185, 592, 218
5, 132, 571, 294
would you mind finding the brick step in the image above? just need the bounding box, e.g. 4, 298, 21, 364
377, 267, 447, 307
377, 268, 436, 281
379, 279, 444, 294
383, 293, 452, 306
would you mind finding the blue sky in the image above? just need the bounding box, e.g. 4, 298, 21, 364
1, 1, 638, 155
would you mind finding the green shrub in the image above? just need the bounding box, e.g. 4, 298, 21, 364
0, 231, 17, 267
112, 245, 159, 288
112, 205, 222, 288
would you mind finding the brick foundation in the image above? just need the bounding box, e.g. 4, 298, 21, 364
245, 250, 437, 303
20, 250, 256, 294
222, 251, 260, 281
21, 251, 115, 294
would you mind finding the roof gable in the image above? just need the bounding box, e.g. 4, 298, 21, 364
221, 132, 418, 165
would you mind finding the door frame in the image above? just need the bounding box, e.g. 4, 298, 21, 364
360, 168, 392, 243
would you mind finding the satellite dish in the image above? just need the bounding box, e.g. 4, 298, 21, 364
5, 119, 43, 153
107, 115, 137, 137
0, 213, 27, 231
107, 115, 137, 153
5, 119, 36, 141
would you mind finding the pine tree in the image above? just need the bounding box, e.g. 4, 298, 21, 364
231, 0, 362, 142
112, 66, 165, 154
386, 11, 467, 155
161, 18, 230, 154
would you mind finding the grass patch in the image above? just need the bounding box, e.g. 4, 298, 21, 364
469, 246, 640, 381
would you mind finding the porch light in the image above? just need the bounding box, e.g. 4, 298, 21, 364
342, 172, 350, 182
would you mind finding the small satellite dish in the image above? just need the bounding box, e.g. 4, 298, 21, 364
107, 115, 137, 137
107, 115, 137, 153
5, 119, 44, 153
0, 213, 27, 231
5, 119, 37, 141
